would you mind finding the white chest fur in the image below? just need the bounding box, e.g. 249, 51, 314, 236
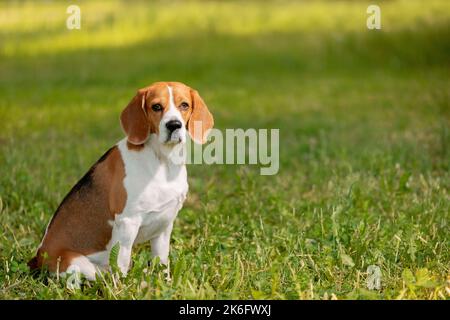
87, 137, 188, 270
118, 137, 188, 239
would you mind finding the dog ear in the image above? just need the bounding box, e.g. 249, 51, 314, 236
120, 90, 149, 145
188, 89, 214, 144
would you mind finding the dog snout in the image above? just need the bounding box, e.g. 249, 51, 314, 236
165, 119, 182, 132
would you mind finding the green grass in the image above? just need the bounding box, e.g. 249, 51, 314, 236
0, 0, 449, 299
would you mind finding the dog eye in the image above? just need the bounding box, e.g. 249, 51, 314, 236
151, 104, 163, 112
180, 102, 189, 110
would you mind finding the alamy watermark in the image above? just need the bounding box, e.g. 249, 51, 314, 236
170, 123, 280, 176
367, 5, 381, 30
66, 4, 382, 31
66, 5, 81, 30
366, 265, 382, 290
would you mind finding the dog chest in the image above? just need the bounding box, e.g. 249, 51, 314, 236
117, 138, 188, 240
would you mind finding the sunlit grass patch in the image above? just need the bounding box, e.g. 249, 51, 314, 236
1, 0, 449, 55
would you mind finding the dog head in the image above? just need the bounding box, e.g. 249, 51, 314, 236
120, 82, 214, 147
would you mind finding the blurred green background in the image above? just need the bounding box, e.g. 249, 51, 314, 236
0, 0, 449, 299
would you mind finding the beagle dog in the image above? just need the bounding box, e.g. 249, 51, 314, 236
28, 81, 213, 280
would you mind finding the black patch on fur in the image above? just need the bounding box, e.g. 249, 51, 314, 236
27, 256, 38, 270
44, 146, 116, 231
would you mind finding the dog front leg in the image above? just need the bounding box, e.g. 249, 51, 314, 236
151, 222, 173, 280
110, 216, 141, 277
151, 222, 173, 264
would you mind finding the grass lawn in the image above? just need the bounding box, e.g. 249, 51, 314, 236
0, 0, 449, 299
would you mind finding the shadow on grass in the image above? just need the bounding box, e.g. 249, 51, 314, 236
1, 19, 449, 97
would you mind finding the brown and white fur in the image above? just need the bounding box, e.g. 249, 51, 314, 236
28, 81, 213, 280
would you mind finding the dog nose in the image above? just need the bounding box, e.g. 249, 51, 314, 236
166, 120, 182, 132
